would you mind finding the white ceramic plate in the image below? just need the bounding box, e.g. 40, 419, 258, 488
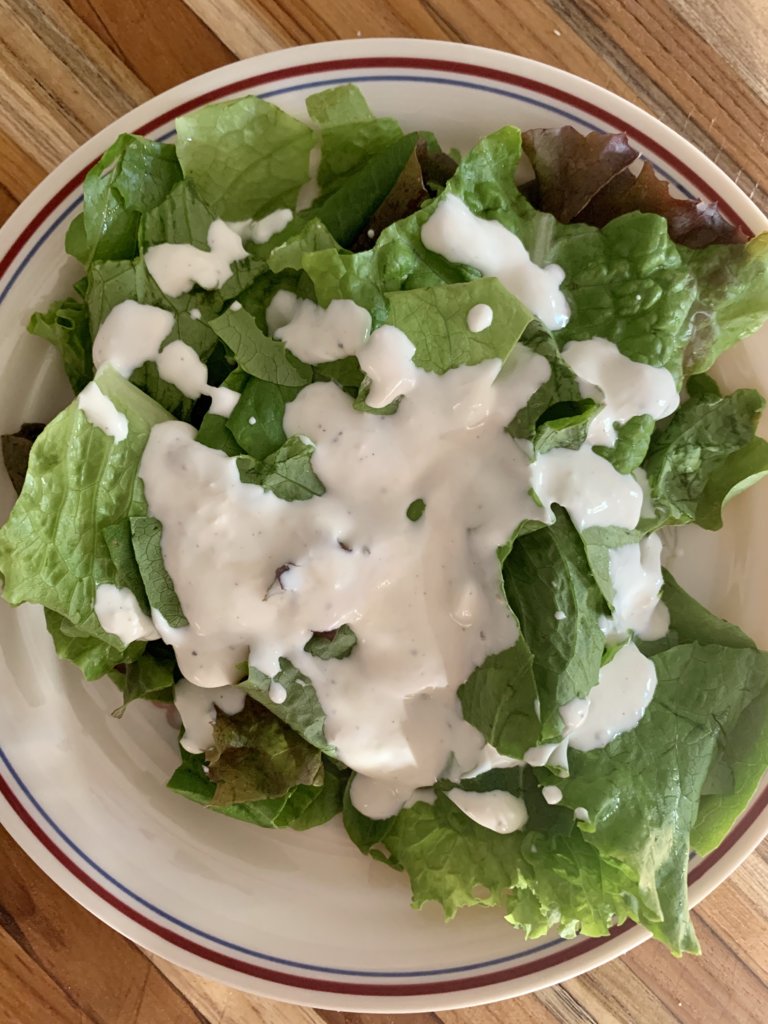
0, 38, 766, 1012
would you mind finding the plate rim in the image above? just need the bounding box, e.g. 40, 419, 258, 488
1, 37, 767, 1011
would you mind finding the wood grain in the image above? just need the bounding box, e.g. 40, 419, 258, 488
0, 1, 766, 1022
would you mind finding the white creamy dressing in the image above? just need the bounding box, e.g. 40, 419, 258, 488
77, 380, 128, 442
173, 679, 247, 754
446, 788, 529, 834
466, 303, 494, 332
567, 643, 657, 752
92, 301, 175, 377
228, 208, 293, 245
92, 302, 239, 416
139, 337, 553, 818
109, 192, 680, 826
420, 193, 570, 330
531, 446, 644, 530
144, 220, 248, 298
562, 338, 679, 447
266, 290, 372, 364
542, 785, 563, 805
574, 807, 590, 822
94, 584, 158, 645
460, 742, 523, 779
154, 339, 240, 415
601, 533, 670, 642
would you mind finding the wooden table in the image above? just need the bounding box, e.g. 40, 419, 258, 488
1, 1, 766, 1022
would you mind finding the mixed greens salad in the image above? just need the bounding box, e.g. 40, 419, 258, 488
2, 84, 768, 956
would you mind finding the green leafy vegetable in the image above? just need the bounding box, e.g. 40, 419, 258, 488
304, 624, 357, 660
209, 305, 313, 387
644, 386, 768, 528
458, 641, 540, 757
129, 516, 188, 627
241, 659, 334, 756
175, 96, 315, 220
237, 436, 325, 501
386, 278, 533, 373
504, 510, 606, 741
28, 298, 93, 393
0, 368, 169, 646
207, 697, 324, 806
67, 134, 182, 266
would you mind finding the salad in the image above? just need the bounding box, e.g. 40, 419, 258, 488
2, 84, 768, 957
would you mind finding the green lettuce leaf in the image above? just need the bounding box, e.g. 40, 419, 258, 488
237, 436, 325, 501
241, 659, 334, 756
27, 298, 93, 393
168, 745, 346, 830
0, 367, 170, 646
129, 516, 188, 627
109, 644, 176, 716
44, 608, 145, 680
385, 278, 533, 373
643, 385, 768, 529
458, 641, 540, 757
67, 134, 182, 266
209, 305, 312, 387
304, 624, 357, 660
175, 96, 315, 220
306, 84, 403, 193
503, 509, 606, 742
207, 697, 324, 806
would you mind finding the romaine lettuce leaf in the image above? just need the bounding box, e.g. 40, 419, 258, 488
209, 305, 312, 387
0, 367, 170, 647
503, 510, 606, 742
458, 641, 540, 757
109, 644, 176, 715
385, 278, 533, 373
306, 84, 403, 194
129, 516, 188, 627
168, 744, 346, 830
644, 384, 768, 528
237, 436, 325, 501
44, 608, 146, 681
67, 134, 182, 267
175, 96, 315, 220
28, 298, 93, 393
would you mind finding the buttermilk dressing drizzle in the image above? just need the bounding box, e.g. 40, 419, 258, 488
77, 381, 128, 442
94, 584, 158, 645
138, 339, 552, 818
92, 301, 238, 414
89, 195, 681, 829
266, 290, 372, 364
145, 220, 248, 297
420, 193, 570, 330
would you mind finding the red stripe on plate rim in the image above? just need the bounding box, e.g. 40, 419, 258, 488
0, 53, 765, 997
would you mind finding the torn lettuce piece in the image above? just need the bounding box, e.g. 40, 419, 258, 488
209, 305, 313, 387
458, 641, 540, 758
45, 608, 146, 681
237, 436, 325, 501
558, 640, 768, 954
109, 644, 176, 716
28, 298, 93, 394
168, 744, 346, 829
503, 509, 606, 742
306, 83, 404, 194
66, 134, 182, 267
129, 516, 189, 628
385, 278, 533, 373
175, 95, 315, 220
207, 696, 324, 806
304, 624, 357, 660
240, 659, 335, 757
0, 367, 170, 648
643, 385, 768, 529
